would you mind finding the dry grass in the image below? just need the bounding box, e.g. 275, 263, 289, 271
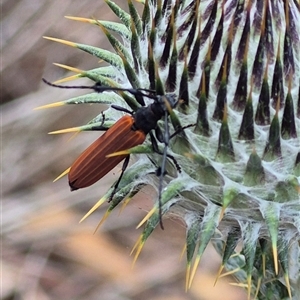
2, 1, 247, 299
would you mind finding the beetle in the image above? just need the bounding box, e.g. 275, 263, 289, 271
42, 78, 185, 229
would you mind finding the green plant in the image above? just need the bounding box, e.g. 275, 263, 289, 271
41, 0, 300, 299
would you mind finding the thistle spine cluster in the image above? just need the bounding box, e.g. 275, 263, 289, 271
40, 0, 300, 299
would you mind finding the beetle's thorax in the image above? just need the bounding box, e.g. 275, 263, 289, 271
132, 94, 178, 134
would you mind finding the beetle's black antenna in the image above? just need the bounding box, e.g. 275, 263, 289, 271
42, 78, 156, 99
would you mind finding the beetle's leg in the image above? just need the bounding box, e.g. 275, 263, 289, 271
108, 155, 130, 202
170, 123, 196, 138
156, 112, 173, 229
90, 111, 111, 131
111, 105, 133, 115
150, 132, 181, 173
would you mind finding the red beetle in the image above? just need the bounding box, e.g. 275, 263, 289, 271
43, 78, 182, 228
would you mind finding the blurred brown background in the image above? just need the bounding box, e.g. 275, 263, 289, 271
2, 1, 246, 299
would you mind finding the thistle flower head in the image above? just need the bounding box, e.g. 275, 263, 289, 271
42, 0, 300, 298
